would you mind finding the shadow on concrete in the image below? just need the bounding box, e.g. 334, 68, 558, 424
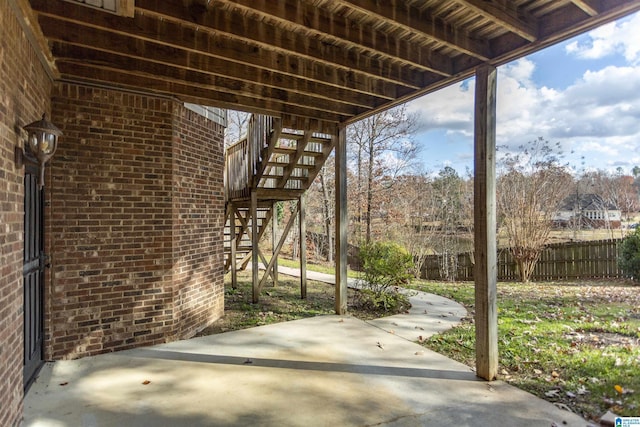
129, 348, 480, 382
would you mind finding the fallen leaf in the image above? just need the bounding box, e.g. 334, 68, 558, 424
59, 382, 68, 386
545, 389, 560, 398
615, 384, 623, 394
576, 385, 588, 395
566, 391, 576, 398
142, 380, 151, 385
414, 351, 424, 356
553, 402, 572, 412
551, 371, 560, 378
533, 369, 543, 375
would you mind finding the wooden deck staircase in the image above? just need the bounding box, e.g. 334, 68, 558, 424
224, 114, 335, 301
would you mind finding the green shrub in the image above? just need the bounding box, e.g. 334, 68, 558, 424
356, 241, 413, 312
619, 227, 640, 282
355, 288, 411, 313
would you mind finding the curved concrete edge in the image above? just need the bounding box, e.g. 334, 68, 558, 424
366, 289, 468, 342
274, 265, 468, 342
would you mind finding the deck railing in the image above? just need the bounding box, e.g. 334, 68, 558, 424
224, 114, 274, 200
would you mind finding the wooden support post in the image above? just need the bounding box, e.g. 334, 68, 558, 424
230, 203, 238, 289
335, 125, 348, 314
257, 249, 276, 283
272, 202, 278, 287
251, 191, 260, 303
474, 65, 498, 381
258, 202, 299, 291
299, 195, 307, 299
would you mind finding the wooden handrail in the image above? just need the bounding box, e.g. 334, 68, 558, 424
224, 114, 275, 200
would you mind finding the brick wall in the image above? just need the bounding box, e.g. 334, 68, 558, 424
0, 2, 52, 426
48, 83, 224, 359
172, 106, 225, 338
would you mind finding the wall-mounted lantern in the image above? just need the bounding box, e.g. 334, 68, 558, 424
15, 114, 62, 188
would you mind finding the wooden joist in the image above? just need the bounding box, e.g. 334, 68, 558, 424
29, 0, 640, 122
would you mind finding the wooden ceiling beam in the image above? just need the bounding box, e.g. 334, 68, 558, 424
50, 43, 364, 117
454, 0, 538, 41
570, 0, 600, 16
334, 0, 491, 60
55, 61, 347, 122
538, 0, 640, 40
133, 0, 431, 88
31, 0, 408, 98
206, 0, 454, 77
479, 0, 640, 69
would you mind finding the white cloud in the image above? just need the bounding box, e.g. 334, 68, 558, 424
408, 80, 474, 134
565, 12, 640, 64
408, 11, 640, 174
409, 56, 640, 174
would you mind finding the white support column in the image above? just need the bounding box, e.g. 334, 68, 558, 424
251, 191, 259, 303
474, 65, 498, 381
335, 125, 348, 315
299, 195, 307, 299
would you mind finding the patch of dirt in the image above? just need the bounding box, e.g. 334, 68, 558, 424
196, 271, 402, 336
564, 331, 640, 350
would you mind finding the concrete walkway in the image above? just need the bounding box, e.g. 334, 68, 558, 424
22, 270, 592, 427
274, 266, 470, 341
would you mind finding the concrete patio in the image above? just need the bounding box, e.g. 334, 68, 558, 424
22, 285, 592, 427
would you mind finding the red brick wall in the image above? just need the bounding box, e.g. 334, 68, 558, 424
172, 106, 225, 339
48, 83, 224, 359
0, 2, 52, 426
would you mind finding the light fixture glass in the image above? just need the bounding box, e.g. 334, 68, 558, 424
22, 113, 62, 188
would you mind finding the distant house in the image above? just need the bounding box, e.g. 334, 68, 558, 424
553, 194, 622, 229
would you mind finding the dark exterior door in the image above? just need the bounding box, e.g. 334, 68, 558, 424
23, 164, 45, 390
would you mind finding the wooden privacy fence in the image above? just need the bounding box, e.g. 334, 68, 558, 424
422, 239, 623, 281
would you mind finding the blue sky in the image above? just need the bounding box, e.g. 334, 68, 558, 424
407, 11, 640, 177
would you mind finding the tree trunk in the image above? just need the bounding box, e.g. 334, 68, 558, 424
319, 170, 333, 263
356, 141, 363, 242
366, 135, 374, 243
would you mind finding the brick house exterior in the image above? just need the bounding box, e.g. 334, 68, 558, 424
1, 4, 225, 425
1, 2, 52, 425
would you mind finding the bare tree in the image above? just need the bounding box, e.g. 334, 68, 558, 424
307, 156, 335, 262
385, 174, 436, 278
225, 110, 250, 147
430, 167, 472, 280
318, 157, 335, 262
497, 138, 572, 282
347, 105, 419, 243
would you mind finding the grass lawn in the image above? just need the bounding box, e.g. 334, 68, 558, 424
268, 256, 360, 278
410, 280, 640, 421
196, 270, 379, 336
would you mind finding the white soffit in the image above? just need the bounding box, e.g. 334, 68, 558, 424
63, 0, 134, 17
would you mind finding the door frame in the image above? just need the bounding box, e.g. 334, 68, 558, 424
23, 162, 46, 391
